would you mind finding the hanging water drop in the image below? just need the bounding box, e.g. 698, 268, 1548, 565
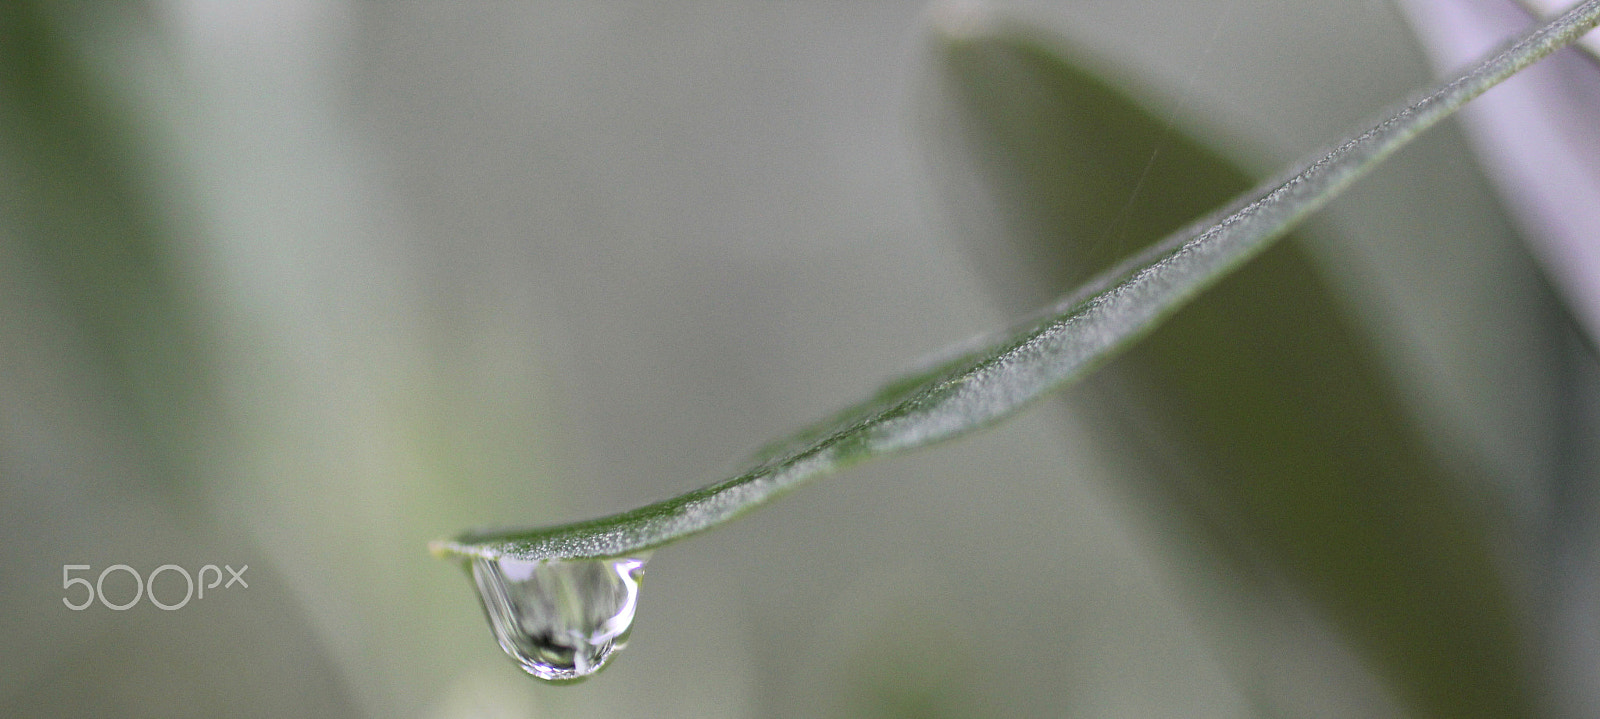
470, 554, 648, 682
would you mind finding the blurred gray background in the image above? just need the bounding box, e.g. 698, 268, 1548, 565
1, 1, 1570, 717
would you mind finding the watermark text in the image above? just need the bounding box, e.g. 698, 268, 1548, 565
63, 564, 248, 610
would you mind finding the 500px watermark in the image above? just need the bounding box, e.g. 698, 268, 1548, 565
62, 564, 247, 611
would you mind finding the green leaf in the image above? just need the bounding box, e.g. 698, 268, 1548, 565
929, 17, 1546, 719
434, 0, 1600, 624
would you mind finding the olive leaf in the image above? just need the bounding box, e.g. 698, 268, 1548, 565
433, 0, 1600, 623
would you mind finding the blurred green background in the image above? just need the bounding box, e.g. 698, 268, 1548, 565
2, 1, 1593, 717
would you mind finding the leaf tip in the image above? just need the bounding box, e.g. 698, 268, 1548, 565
429, 538, 466, 560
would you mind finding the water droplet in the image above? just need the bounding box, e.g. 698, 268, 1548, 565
470, 554, 648, 682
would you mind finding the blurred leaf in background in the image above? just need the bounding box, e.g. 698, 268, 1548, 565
0, 2, 361, 716
1400, 2, 1600, 714
927, 6, 1592, 718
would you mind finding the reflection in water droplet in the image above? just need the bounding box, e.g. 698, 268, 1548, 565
471, 555, 648, 682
